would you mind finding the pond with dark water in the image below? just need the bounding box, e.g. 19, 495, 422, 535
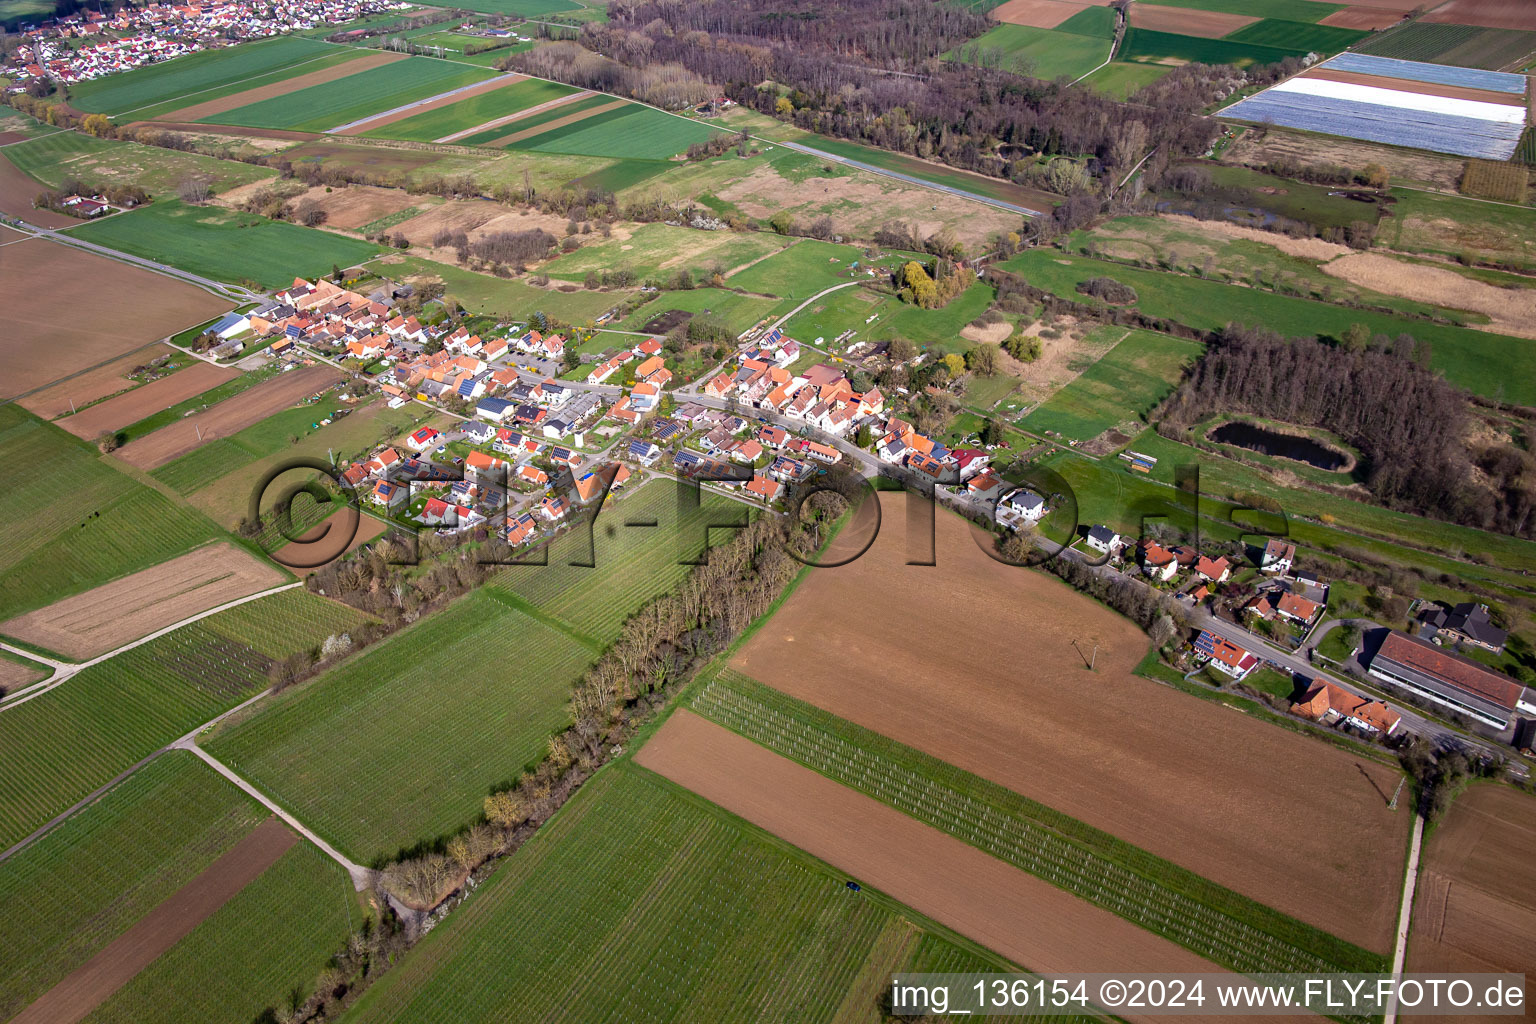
1208, 421, 1347, 471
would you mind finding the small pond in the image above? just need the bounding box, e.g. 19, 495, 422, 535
1208, 421, 1347, 472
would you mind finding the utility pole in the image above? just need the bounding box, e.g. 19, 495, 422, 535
1090, 643, 1098, 671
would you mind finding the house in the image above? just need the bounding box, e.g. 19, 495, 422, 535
966, 469, 1002, 499
416, 495, 457, 527
208, 311, 250, 339
1419, 603, 1507, 654
464, 450, 509, 482
631, 381, 660, 411
1260, 539, 1295, 574
950, 448, 990, 481
634, 355, 668, 383
1245, 590, 1322, 626
758, 425, 788, 449
651, 418, 681, 442
705, 375, 732, 399
371, 479, 405, 509
633, 337, 662, 358
999, 488, 1047, 522
770, 456, 807, 482
476, 397, 515, 423
799, 441, 841, 465
505, 512, 538, 546
539, 493, 570, 522
1195, 555, 1231, 584
547, 445, 581, 469
517, 465, 549, 487
363, 447, 402, 479
745, 473, 782, 502
1291, 681, 1401, 736
1194, 630, 1258, 680
1085, 526, 1120, 556
1369, 631, 1534, 729
730, 440, 763, 464
587, 357, 622, 385
460, 421, 495, 445
405, 426, 441, 452
627, 439, 661, 466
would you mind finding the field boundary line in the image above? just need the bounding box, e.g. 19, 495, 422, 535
111, 44, 372, 120
327, 71, 511, 134
434, 88, 593, 143
1383, 813, 1425, 1024
0, 129, 68, 148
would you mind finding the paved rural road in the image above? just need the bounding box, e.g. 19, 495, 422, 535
331, 74, 516, 134
1382, 813, 1425, 1024
770, 139, 1045, 218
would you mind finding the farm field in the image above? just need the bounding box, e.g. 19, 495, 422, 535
1119, 27, 1310, 68
449, 0, 581, 13
0, 542, 288, 659
55, 361, 237, 439
456, 93, 615, 145
361, 77, 576, 141
1407, 783, 1536, 1016
152, 49, 405, 123
0, 231, 232, 401
724, 239, 875, 298
1224, 17, 1367, 51
0, 586, 369, 851
69, 36, 344, 117
206, 589, 595, 864
686, 674, 1382, 977
0, 651, 48, 694
1423, 0, 1536, 32
489, 477, 748, 646
0, 153, 77, 227
1354, 22, 1536, 70
0, 751, 266, 1022
113, 364, 343, 470
1019, 329, 1202, 441
617, 287, 786, 337
1080, 60, 1174, 99
1383, 187, 1536, 270
510, 102, 725, 160
204, 57, 495, 133
729, 494, 1410, 953
382, 254, 627, 322
0, 407, 225, 622
64, 200, 381, 288
539, 222, 793, 283
345, 762, 1062, 1024
2, 129, 274, 198
948, 20, 1112, 81
996, 249, 1536, 404
1138, 0, 1345, 20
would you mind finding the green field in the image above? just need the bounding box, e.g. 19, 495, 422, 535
775, 134, 1052, 212
389, 255, 629, 322
0, 0, 52, 29
208, 589, 595, 863
1021, 329, 1202, 440
0, 407, 224, 621
1119, 28, 1309, 67
0, 588, 369, 852
206, 57, 495, 132
514, 103, 725, 161
1, 129, 274, 197
86, 840, 355, 1024
64, 199, 382, 288
69, 36, 343, 117
1384, 188, 1536, 271
1224, 19, 1366, 53
449, 0, 581, 13
489, 478, 747, 645
997, 250, 1536, 404
345, 762, 1057, 1024
124, 48, 378, 122
361, 78, 578, 142
0, 751, 265, 1021
539, 222, 791, 283
1140, 0, 1342, 21
691, 671, 1384, 976
566, 158, 674, 193
457, 93, 612, 145
618, 287, 786, 337
1080, 61, 1174, 100
724, 239, 871, 298
949, 22, 1112, 81
1354, 23, 1536, 71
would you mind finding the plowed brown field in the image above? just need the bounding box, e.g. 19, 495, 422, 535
1424, 0, 1536, 30
0, 542, 287, 658
1319, 7, 1408, 30
10, 817, 296, 1024
16, 343, 175, 419
0, 155, 75, 228
0, 231, 231, 402
1128, 4, 1258, 37
55, 362, 238, 439
638, 711, 1225, 1002
114, 364, 342, 469
730, 493, 1408, 953
1407, 784, 1536, 1021
992, 0, 1089, 29
158, 50, 407, 123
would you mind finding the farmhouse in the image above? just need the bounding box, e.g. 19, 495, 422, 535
1368, 632, 1534, 729
1245, 589, 1323, 626
1139, 540, 1178, 581
1261, 539, 1296, 575
1194, 630, 1258, 680
1418, 602, 1507, 654
1291, 681, 1401, 737
1195, 556, 1231, 584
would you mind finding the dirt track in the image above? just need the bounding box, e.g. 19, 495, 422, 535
114, 364, 343, 469
1128, 3, 1258, 38
731, 494, 1408, 953
335, 73, 526, 136
1303, 67, 1526, 107
0, 233, 231, 402
1406, 785, 1536, 1021
0, 542, 287, 658
158, 50, 407, 123
638, 712, 1224, 1019
56, 361, 238, 438
10, 817, 296, 1024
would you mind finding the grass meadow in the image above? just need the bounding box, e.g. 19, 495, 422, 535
387, 256, 626, 322
724, 239, 869, 298
65, 200, 381, 288
361, 78, 578, 141
207, 589, 595, 864
1081, 61, 1174, 100
1384, 189, 1536, 272
997, 250, 1536, 404
1119, 28, 1309, 67
513, 103, 725, 161
949, 23, 1112, 81
206, 57, 495, 132
344, 762, 1050, 1024
539, 222, 792, 283
1, 130, 273, 197
1020, 329, 1202, 440
0, 407, 223, 621
1138, 0, 1342, 21
0, 590, 370, 852
617, 287, 786, 336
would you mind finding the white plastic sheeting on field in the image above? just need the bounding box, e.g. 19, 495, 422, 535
1323, 52, 1528, 95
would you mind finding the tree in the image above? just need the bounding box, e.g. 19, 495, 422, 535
888, 337, 917, 363
941, 352, 966, 378
95, 430, 120, 453
896, 261, 938, 307
774, 95, 793, 118
1358, 163, 1389, 189
967, 343, 1001, 377
1341, 322, 1371, 353
177, 176, 212, 204
980, 418, 1006, 446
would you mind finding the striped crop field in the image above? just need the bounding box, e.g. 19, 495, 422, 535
1353, 23, 1536, 72
207, 589, 595, 863
344, 763, 1085, 1024
0, 407, 224, 621
0, 751, 265, 1021
489, 477, 748, 646
1138, 0, 1344, 20
68, 36, 341, 116
362, 77, 578, 141
85, 840, 356, 1024
0, 589, 373, 852
689, 671, 1387, 983
456, 92, 612, 145
510, 102, 726, 160
1019, 329, 1203, 442
205, 57, 496, 132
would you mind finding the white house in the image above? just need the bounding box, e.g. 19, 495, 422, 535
999, 488, 1047, 522
1086, 526, 1120, 555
